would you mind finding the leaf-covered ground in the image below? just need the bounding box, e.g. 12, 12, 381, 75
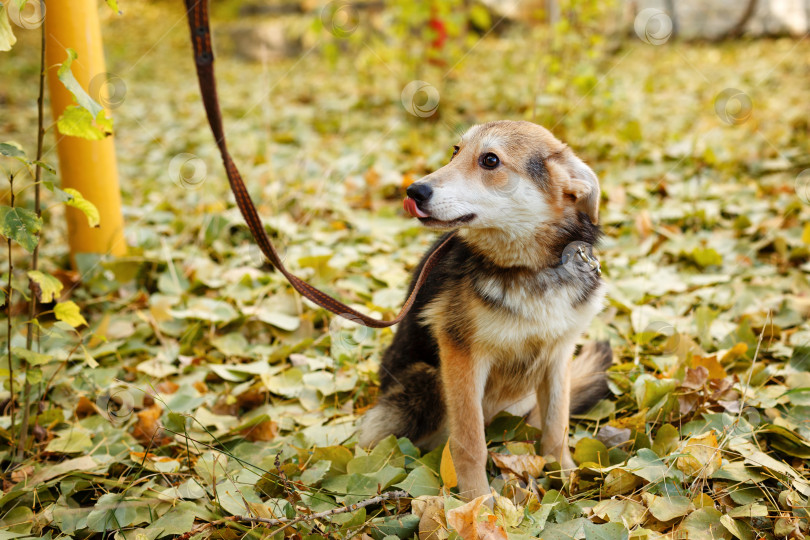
2, 2, 810, 539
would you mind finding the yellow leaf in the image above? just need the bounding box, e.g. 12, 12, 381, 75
88, 314, 110, 348
802, 222, 810, 245
57, 105, 113, 140
62, 188, 101, 228
54, 301, 88, 328
692, 355, 727, 380
446, 495, 506, 540
720, 343, 748, 364
27, 270, 64, 303
493, 495, 522, 528
693, 493, 715, 509
490, 453, 546, 478
440, 442, 457, 489
0, 5, 17, 52
677, 431, 722, 478
82, 345, 99, 368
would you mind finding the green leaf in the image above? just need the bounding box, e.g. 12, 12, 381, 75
0, 506, 33, 534
789, 346, 810, 372
27, 270, 63, 303
679, 508, 731, 540
759, 423, 810, 458
346, 435, 404, 474
311, 445, 354, 474
194, 451, 228, 487
210, 332, 250, 356
57, 49, 103, 117
0, 142, 25, 158
29, 455, 98, 484
57, 105, 113, 140
216, 478, 263, 516
652, 423, 680, 457
573, 437, 610, 466
86, 493, 138, 531
592, 498, 646, 527
572, 398, 615, 420
149, 504, 199, 536
45, 428, 93, 453
11, 346, 54, 366
582, 521, 630, 540
634, 374, 678, 410
54, 301, 88, 328
393, 465, 440, 497
0, 5, 17, 52
59, 187, 100, 227
0, 142, 51, 173
369, 514, 420, 540
626, 448, 679, 483
300, 459, 332, 486
170, 298, 239, 323
31, 160, 55, 174
0, 205, 42, 252
720, 514, 755, 540
642, 493, 693, 521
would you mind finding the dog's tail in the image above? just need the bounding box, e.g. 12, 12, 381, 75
570, 340, 613, 415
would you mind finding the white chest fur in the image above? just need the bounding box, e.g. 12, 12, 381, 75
471, 273, 604, 350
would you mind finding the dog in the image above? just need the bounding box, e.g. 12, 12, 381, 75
358, 120, 612, 500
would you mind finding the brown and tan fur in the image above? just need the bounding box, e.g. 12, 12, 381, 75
358, 121, 612, 500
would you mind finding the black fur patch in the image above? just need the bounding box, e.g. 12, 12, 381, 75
526, 154, 550, 188
376, 362, 445, 443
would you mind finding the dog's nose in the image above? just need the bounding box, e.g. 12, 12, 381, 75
406, 183, 433, 203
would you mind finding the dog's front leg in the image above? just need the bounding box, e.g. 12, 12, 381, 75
439, 336, 491, 500
537, 343, 576, 471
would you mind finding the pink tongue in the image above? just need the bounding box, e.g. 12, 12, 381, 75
403, 197, 430, 218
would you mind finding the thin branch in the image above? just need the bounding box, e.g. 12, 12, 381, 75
176, 490, 409, 540
6, 174, 15, 437
17, 15, 47, 462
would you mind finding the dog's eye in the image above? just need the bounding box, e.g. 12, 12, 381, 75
479, 153, 500, 170
451, 146, 459, 159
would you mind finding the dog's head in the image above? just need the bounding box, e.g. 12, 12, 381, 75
404, 121, 600, 236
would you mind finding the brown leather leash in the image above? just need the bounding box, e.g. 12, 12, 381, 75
183, 0, 454, 328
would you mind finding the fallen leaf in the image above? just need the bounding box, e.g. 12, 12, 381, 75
132, 405, 169, 445
677, 431, 722, 478
412, 496, 448, 540
692, 355, 727, 380
440, 442, 457, 489
490, 453, 546, 479
446, 495, 506, 540
642, 493, 694, 521
241, 419, 278, 442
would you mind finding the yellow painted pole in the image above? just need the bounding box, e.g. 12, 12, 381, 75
45, 0, 126, 259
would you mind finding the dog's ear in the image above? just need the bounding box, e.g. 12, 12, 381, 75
561, 153, 600, 225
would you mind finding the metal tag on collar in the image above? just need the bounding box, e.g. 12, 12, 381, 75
576, 245, 601, 276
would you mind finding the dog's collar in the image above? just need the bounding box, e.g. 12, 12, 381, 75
559, 242, 602, 276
